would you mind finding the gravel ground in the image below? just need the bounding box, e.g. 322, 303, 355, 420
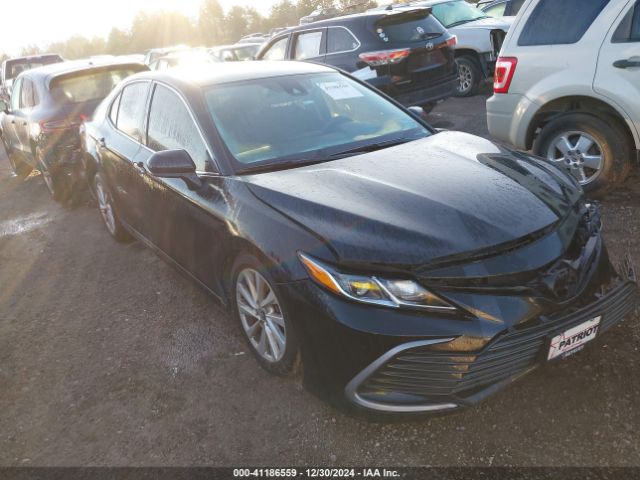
0, 92, 639, 467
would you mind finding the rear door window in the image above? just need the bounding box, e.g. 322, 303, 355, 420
327, 27, 360, 53
518, 0, 610, 46
20, 78, 34, 108
262, 37, 289, 60
293, 30, 325, 60
146, 84, 210, 171
10, 77, 22, 111
116, 82, 149, 142
375, 12, 446, 43
613, 0, 640, 43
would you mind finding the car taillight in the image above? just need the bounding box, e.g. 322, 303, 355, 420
39, 115, 85, 132
444, 35, 457, 48
493, 56, 518, 94
359, 48, 411, 67
40, 119, 70, 132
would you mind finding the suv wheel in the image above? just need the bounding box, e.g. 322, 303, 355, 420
37, 148, 65, 202
534, 113, 633, 197
4, 139, 32, 178
232, 253, 300, 376
455, 56, 480, 97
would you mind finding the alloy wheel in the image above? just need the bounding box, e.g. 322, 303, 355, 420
545, 131, 604, 185
457, 62, 473, 94
236, 268, 287, 363
95, 178, 117, 235
39, 161, 55, 196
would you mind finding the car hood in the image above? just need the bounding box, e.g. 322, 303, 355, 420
452, 16, 514, 30
244, 132, 580, 269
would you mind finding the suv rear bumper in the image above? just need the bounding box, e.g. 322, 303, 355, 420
375, 76, 458, 107
487, 92, 539, 149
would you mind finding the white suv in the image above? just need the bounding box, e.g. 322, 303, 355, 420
487, 0, 640, 196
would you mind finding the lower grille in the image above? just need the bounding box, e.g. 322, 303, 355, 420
357, 282, 638, 403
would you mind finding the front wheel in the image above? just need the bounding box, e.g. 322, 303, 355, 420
534, 113, 633, 197
232, 253, 300, 376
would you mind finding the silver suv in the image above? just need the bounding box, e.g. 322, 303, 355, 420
487, 0, 640, 196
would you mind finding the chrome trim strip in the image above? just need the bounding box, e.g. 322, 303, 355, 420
345, 338, 458, 413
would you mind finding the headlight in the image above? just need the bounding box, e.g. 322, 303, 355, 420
298, 253, 456, 312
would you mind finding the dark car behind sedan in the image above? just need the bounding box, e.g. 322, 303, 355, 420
81, 62, 637, 415
0, 58, 148, 201
256, 8, 459, 112
1, 54, 64, 102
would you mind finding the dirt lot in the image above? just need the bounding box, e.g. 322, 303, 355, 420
1, 92, 639, 467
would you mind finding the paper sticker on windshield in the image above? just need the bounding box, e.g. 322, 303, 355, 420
319, 81, 364, 100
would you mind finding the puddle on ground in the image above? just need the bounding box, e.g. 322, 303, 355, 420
0, 213, 51, 238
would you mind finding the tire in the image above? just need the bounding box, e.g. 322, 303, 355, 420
455, 56, 480, 98
231, 253, 300, 376
94, 173, 132, 243
4, 138, 32, 178
37, 147, 66, 202
534, 112, 633, 197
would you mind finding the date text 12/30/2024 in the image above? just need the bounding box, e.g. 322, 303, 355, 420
233, 469, 401, 478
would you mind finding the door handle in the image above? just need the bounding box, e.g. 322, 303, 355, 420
613, 59, 640, 69
98, 137, 106, 148
133, 161, 146, 174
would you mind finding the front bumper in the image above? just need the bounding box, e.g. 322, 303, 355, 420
346, 280, 637, 413
282, 250, 638, 415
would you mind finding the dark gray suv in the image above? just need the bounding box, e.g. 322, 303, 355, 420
0, 58, 147, 202
257, 8, 458, 112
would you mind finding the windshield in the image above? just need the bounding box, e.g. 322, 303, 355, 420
205, 72, 430, 172
50, 67, 143, 104
431, 1, 488, 28
5, 56, 62, 81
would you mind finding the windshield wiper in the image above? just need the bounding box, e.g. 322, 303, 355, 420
237, 158, 328, 175
420, 32, 442, 40
326, 137, 414, 159
236, 137, 416, 175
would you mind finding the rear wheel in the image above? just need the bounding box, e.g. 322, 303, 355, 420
4, 139, 32, 178
534, 113, 633, 197
455, 56, 480, 97
232, 253, 300, 376
94, 173, 132, 242
37, 148, 65, 202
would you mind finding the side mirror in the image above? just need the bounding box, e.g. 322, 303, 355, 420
408, 106, 428, 120
147, 149, 202, 190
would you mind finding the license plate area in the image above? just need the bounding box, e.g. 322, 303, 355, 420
547, 316, 601, 361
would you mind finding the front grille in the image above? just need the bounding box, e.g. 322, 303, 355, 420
358, 282, 638, 402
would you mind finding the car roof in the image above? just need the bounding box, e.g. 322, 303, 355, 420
21, 58, 146, 84
212, 43, 262, 50
3, 53, 61, 64
281, 7, 432, 31
128, 61, 336, 89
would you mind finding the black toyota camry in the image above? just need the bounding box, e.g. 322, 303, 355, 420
80, 61, 638, 414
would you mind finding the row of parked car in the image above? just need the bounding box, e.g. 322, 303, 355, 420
0, 0, 638, 416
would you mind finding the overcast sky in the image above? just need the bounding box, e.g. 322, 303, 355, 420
1, 0, 282, 55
